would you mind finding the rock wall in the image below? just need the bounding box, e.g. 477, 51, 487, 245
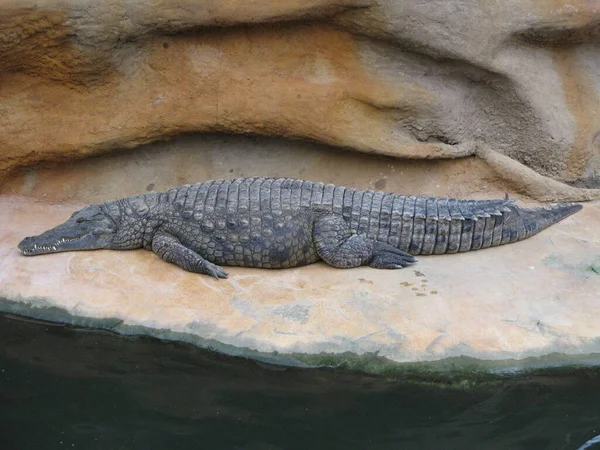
1, 0, 600, 199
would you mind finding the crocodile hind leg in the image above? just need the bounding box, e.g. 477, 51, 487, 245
313, 214, 418, 269
151, 232, 228, 279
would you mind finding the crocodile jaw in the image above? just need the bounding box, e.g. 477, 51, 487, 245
18, 233, 93, 256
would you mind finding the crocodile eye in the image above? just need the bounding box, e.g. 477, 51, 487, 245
76, 217, 84, 224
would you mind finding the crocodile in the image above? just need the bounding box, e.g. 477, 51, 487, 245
18, 177, 582, 279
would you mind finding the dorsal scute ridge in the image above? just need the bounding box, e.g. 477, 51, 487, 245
161, 179, 523, 225
386, 195, 518, 222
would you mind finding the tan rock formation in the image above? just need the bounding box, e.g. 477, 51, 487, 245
1, 0, 600, 199
2, 135, 599, 371
1, 137, 598, 369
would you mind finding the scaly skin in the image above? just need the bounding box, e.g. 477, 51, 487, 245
18, 177, 583, 279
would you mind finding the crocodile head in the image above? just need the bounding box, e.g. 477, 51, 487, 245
18, 205, 118, 256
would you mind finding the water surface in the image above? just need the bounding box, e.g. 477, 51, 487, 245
1, 315, 599, 449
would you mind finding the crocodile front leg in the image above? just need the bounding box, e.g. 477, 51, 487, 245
313, 214, 418, 269
151, 232, 228, 279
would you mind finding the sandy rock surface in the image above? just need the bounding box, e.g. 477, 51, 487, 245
2, 196, 598, 365
2, 134, 598, 368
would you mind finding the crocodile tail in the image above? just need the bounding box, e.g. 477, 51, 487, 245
519, 203, 582, 239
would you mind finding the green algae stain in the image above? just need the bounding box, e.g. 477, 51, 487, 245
542, 253, 564, 269
543, 254, 600, 275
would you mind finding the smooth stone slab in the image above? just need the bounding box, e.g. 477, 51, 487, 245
1, 195, 599, 370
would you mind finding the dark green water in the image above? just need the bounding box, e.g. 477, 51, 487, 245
1, 314, 599, 450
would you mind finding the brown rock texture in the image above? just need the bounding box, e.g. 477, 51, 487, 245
1, 0, 600, 197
